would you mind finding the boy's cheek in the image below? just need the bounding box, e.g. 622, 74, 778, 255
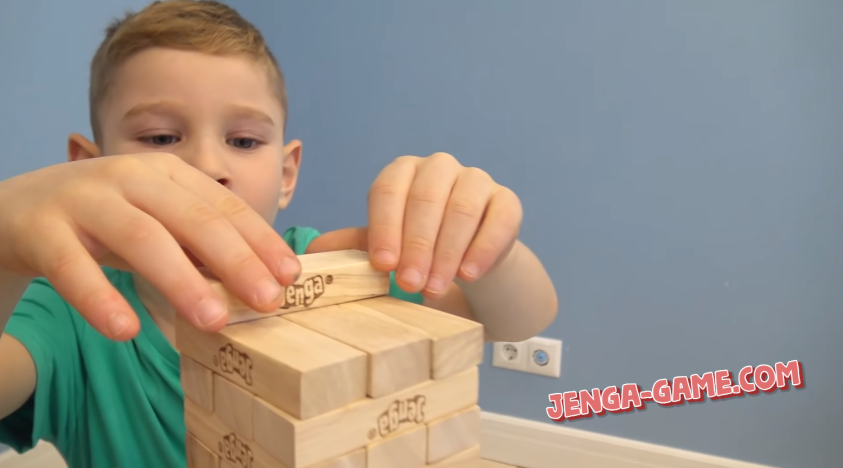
231, 174, 286, 220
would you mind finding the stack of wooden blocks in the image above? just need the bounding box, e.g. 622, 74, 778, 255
175, 250, 485, 468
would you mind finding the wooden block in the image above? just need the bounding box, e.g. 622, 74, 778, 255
341, 297, 484, 379
210, 250, 391, 324
187, 431, 219, 468
185, 397, 285, 468
176, 315, 367, 420
284, 304, 431, 397
182, 355, 215, 413
308, 449, 366, 468
426, 406, 481, 463
253, 366, 479, 468
427, 445, 480, 468
213, 374, 254, 439
366, 425, 426, 468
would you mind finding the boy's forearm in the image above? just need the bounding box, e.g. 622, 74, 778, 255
456, 240, 558, 342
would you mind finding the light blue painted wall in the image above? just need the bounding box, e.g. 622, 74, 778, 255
0, 1, 841, 468
230, 2, 842, 468
0, 0, 152, 175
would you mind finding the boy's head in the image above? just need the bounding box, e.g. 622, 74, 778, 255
69, 0, 301, 224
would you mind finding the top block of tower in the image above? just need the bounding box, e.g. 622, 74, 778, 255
215, 249, 392, 325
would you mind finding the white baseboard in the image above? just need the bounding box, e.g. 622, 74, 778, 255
479, 411, 777, 468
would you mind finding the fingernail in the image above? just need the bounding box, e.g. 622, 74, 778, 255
255, 278, 282, 306
108, 313, 130, 337
195, 298, 226, 327
461, 263, 480, 279
425, 275, 446, 295
277, 256, 301, 279
399, 267, 424, 289
374, 249, 396, 265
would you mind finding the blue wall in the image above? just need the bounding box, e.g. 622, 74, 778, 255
1, 1, 841, 467
231, 1, 842, 468
0, 0, 153, 175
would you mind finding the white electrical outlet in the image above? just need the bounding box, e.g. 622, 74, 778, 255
491, 341, 527, 371
492, 336, 562, 378
526, 336, 562, 378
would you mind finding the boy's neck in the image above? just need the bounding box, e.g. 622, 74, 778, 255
131, 274, 178, 348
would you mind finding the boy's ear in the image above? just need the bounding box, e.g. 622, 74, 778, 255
278, 139, 302, 210
67, 133, 101, 162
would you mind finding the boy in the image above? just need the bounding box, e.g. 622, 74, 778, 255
0, 1, 558, 467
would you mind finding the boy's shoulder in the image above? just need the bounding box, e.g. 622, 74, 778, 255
280, 225, 322, 255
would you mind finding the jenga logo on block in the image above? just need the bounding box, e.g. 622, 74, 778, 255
215, 343, 253, 386
375, 395, 427, 438
279, 274, 332, 309
219, 433, 254, 468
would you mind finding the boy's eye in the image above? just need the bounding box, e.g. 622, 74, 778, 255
142, 135, 180, 146
228, 137, 259, 149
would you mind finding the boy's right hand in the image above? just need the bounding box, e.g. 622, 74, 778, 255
0, 153, 301, 340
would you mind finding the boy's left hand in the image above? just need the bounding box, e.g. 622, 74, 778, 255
307, 152, 522, 298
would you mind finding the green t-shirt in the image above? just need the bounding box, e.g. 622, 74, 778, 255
0, 226, 421, 468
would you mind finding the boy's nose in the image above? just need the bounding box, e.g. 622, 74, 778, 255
181, 143, 232, 188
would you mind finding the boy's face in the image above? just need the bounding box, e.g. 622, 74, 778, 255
70, 47, 301, 226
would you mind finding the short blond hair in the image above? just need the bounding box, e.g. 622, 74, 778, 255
88, 0, 288, 143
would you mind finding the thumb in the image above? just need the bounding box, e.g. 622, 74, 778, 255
305, 226, 370, 254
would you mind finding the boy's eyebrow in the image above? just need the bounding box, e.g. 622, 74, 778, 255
122, 101, 183, 121
225, 104, 276, 127
121, 102, 276, 126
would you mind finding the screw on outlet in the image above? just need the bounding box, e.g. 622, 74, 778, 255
532, 349, 549, 366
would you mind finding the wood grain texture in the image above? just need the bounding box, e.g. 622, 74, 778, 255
252, 366, 479, 468
210, 250, 391, 324
307, 449, 366, 468
427, 406, 481, 463
213, 374, 254, 440
366, 425, 427, 468
428, 445, 481, 468
186, 432, 219, 468
185, 398, 285, 468
182, 355, 215, 414
341, 297, 484, 379
283, 304, 431, 397
176, 315, 367, 420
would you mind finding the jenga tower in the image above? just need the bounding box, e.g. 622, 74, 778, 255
176, 250, 485, 468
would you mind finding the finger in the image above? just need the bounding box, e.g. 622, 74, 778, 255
153, 155, 302, 285
395, 154, 461, 293
305, 227, 369, 254
32, 222, 141, 341
74, 194, 230, 331
458, 187, 523, 281
424, 168, 494, 297
120, 177, 288, 315
367, 156, 419, 270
